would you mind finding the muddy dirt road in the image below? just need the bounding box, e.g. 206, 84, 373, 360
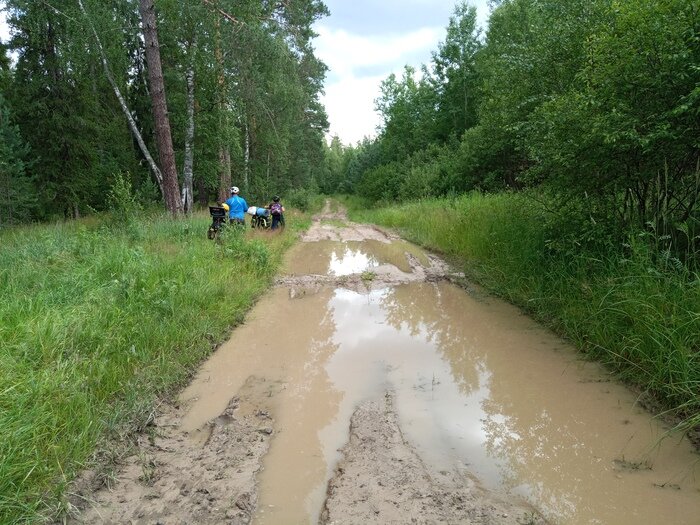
71, 202, 700, 524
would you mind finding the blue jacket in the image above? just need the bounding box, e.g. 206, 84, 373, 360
225, 195, 248, 220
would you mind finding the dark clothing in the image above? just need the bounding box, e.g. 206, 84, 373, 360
271, 213, 284, 230
269, 200, 285, 230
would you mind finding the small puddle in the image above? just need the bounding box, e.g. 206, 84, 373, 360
180, 241, 700, 525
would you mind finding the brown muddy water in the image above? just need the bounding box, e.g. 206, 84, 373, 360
180, 239, 700, 525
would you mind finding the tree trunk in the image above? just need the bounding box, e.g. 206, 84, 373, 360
139, 0, 183, 215
182, 43, 196, 214
244, 120, 250, 189
218, 147, 231, 203
196, 174, 208, 207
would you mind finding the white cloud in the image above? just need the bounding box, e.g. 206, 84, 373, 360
315, 25, 445, 145
315, 25, 442, 80
315, 1, 493, 145
321, 74, 385, 145
0, 11, 10, 44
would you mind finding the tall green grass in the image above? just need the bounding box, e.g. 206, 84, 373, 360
346, 193, 700, 431
0, 209, 310, 524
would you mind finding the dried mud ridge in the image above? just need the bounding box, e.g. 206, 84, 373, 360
67, 202, 546, 524
276, 250, 459, 293
279, 201, 468, 292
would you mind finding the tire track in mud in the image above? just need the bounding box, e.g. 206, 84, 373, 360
69, 377, 282, 525
321, 392, 544, 525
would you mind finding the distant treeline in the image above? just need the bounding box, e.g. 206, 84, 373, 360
324, 0, 699, 263
0, 0, 330, 223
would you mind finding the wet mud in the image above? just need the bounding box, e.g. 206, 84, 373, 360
69, 201, 700, 524
320, 392, 542, 525
71, 377, 278, 525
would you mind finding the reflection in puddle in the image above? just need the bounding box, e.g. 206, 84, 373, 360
324, 284, 700, 524
329, 247, 378, 276
283, 240, 430, 276
181, 281, 700, 525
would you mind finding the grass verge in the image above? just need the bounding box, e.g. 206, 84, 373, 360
342, 193, 700, 438
0, 207, 312, 524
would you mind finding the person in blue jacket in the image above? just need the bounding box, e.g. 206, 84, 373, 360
225, 186, 248, 226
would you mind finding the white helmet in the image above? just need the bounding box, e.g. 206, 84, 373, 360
230, 186, 239, 194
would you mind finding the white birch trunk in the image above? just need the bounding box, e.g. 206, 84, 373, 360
182, 51, 196, 213
244, 121, 250, 189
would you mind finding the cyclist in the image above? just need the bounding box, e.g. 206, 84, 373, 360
225, 186, 248, 226
269, 195, 285, 230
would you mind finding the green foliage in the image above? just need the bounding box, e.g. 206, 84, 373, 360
342, 0, 700, 265
318, 135, 346, 194
0, 209, 301, 523
106, 173, 143, 229
285, 184, 323, 212
6, 0, 142, 219
430, 2, 482, 141
355, 144, 460, 203
221, 0, 329, 200
3, 0, 330, 221
0, 94, 36, 226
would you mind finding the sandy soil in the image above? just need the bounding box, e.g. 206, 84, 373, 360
66, 201, 546, 524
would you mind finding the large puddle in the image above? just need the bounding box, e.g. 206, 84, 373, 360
180, 240, 700, 524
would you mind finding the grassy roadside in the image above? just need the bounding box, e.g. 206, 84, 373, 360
0, 207, 313, 524
342, 193, 700, 437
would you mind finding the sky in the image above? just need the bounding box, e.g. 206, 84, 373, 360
0, 1, 491, 145
314, 0, 491, 145
0, 8, 8, 45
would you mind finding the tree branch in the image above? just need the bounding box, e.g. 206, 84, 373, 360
200, 0, 245, 28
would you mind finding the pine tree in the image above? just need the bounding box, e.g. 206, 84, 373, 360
0, 94, 36, 226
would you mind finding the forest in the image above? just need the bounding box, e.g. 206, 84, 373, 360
328, 0, 699, 259
0, 0, 329, 223
2, 0, 698, 243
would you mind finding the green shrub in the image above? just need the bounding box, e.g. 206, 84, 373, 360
106, 173, 143, 228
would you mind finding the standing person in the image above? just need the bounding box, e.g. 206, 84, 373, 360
225, 186, 248, 227
269, 195, 285, 230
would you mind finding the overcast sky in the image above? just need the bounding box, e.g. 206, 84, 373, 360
315, 0, 490, 145
0, 7, 8, 45
0, 1, 490, 145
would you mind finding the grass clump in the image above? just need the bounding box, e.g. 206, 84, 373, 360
0, 207, 308, 524
346, 193, 700, 433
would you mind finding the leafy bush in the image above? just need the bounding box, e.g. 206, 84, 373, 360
286, 187, 323, 212
106, 173, 143, 228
